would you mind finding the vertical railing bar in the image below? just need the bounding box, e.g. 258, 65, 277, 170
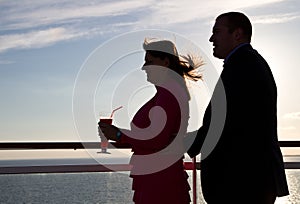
193, 156, 197, 204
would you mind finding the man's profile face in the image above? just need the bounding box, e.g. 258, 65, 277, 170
209, 17, 236, 59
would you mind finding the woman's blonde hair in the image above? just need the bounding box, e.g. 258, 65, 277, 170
143, 38, 204, 81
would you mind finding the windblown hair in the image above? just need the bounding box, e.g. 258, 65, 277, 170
143, 38, 204, 81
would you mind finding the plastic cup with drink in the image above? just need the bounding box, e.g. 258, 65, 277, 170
98, 106, 123, 154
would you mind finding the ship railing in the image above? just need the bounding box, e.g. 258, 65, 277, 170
1, 141, 299, 204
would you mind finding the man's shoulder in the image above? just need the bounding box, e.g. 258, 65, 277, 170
235, 44, 255, 57
230, 44, 263, 64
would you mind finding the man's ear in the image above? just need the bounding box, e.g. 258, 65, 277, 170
234, 28, 244, 41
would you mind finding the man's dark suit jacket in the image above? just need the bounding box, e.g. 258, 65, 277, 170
188, 44, 289, 202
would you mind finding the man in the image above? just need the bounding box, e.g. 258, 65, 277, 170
187, 12, 289, 203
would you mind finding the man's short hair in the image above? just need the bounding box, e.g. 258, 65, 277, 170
217, 12, 252, 42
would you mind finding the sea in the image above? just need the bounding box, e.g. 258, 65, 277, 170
0, 170, 299, 203
0, 149, 299, 204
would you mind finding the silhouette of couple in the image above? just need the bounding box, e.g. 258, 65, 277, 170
99, 12, 289, 204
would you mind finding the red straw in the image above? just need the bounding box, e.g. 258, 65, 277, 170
110, 106, 123, 118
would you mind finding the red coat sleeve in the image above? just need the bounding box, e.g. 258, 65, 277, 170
118, 88, 182, 154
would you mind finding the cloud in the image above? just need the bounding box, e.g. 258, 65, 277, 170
139, 0, 286, 26
0, 0, 294, 53
0, 60, 15, 65
0, 0, 152, 30
0, 0, 152, 53
252, 13, 300, 24
283, 112, 300, 120
0, 0, 287, 30
0, 27, 80, 53
279, 126, 297, 130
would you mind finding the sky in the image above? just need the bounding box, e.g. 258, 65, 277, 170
0, 0, 300, 143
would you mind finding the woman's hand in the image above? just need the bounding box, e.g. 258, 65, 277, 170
98, 122, 119, 141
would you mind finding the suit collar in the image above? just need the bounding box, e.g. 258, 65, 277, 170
224, 43, 251, 64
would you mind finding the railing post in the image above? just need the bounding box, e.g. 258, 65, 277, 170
193, 156, 197, 204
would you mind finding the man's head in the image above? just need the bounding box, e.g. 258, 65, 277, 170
209, 12, 252, 59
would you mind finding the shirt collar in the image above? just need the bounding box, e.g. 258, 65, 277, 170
224, 43, 250, 64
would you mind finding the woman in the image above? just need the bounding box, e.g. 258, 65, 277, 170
99, 39, 203, 204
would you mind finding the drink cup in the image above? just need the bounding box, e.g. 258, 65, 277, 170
99, 117, 112, 153
97, 107, 122, 154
